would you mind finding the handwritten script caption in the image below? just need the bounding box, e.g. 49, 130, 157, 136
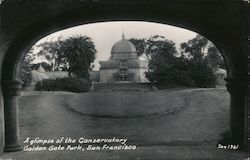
23, 137, 137, 152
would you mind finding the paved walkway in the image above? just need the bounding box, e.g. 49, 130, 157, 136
2, 89, 249, 159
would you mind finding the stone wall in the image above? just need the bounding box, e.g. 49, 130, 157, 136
90, 71, 100, 82
31, 71, 68, 84
99, 69, 149, 83
99, 69, 117, 83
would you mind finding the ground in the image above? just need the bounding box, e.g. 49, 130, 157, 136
2, 88, 249, 160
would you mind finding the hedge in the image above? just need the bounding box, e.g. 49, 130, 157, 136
35, 77, 90, 93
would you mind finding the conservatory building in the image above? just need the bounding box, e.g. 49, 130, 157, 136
99, 35, 148, 83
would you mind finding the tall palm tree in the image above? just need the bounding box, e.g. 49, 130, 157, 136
60, 35, 96, 79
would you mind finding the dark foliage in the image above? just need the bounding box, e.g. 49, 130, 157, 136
188, 60, 216, 87
145, 35, 194, 88
20, 48, 35, 86
129, 38, 146, 57
146, 35, 220, 88
60, 35, 96, 79
28, 35, 96, 79
30, 62, 52, 71
180, 35, 218, 87
205, 46, 226, 69
35, 77, 90, 93
20, 69, 32, 87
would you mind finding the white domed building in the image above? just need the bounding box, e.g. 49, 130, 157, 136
98, 35, 148, 83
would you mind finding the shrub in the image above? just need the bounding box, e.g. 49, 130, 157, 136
21, 71, 32, 87
35, 77, 90, 93
172, 70, 194, 87
189, 60, 216, 88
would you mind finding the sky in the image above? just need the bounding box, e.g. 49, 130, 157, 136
34, 21, 197, 70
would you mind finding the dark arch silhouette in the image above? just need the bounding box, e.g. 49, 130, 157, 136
0, 0, 248, 153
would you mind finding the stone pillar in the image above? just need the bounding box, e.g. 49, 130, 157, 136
225, 78, 246, 147
2, 80, 22, 152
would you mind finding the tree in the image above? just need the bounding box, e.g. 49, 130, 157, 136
60, 35, 97, 79
180, 34, 208, 61
205, 45, 225, 69
129, 38, 146, 57
30, 62, 52, 71
20, 47, 35, 86
22, 35, 96, 81
146, 35, 177, 57
188, 59, 216, 87
180, 35, 216, 87
145, 35, 190, 86
36, 37, 67, 71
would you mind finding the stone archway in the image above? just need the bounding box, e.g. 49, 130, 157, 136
0, 0, 248, 153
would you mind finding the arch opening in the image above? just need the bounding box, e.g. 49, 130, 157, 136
1, 19, 247, 159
